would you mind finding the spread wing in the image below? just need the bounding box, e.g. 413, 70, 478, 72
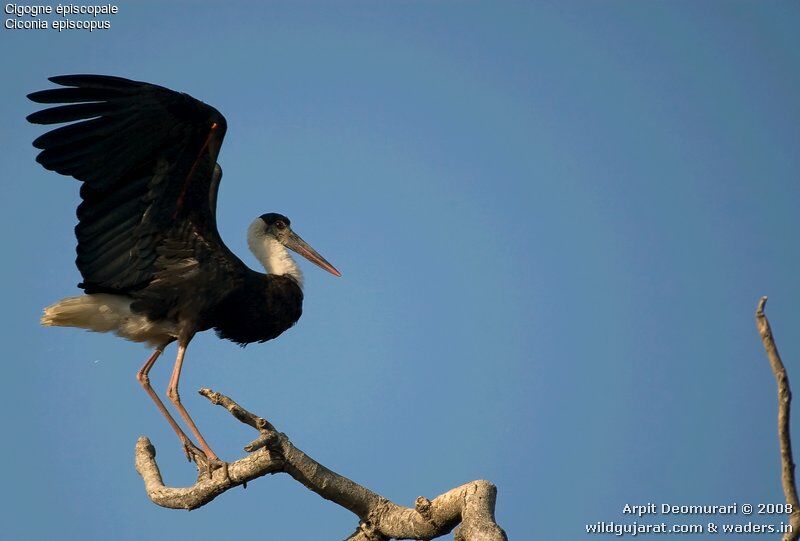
28, 75, 244, 302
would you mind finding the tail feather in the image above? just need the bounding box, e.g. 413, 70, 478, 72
42, 294, 123, 331
40, 294, 177, 347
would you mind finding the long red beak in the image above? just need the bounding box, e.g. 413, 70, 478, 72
284, 231, 341, 277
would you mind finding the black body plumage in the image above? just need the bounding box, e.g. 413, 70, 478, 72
28, 75, 304, 345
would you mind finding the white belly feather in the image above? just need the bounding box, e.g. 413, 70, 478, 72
41, 294, 178, 347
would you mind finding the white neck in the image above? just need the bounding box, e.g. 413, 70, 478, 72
247, 219, 304, 288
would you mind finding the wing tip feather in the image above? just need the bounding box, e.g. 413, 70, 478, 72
49, 74, 140, 88
26, 109, 54, 124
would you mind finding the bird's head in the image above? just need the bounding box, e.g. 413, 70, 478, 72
248, 212, 341, 281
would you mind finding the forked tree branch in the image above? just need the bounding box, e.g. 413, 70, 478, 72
133, 297, 799, 540
756, 296, 800, 541
135, 389, 507, 541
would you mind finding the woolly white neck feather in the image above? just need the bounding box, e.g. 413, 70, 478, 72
247, 218, 304, 288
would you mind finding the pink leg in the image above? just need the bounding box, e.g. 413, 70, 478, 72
136, 343, 200, 460
166, 340, 220, 461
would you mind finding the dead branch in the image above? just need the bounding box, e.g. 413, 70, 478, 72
134, 388, 507, 541
756, 296, 800, 540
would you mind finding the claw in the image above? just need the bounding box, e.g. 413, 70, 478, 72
196, 454, 228, 480
181, 438, 226, 478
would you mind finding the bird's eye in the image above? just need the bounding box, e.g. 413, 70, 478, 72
275, 221, 286, 229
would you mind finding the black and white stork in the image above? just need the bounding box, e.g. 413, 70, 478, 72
28, 75, 340, 466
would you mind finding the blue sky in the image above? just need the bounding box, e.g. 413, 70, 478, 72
1, 2, 799, 539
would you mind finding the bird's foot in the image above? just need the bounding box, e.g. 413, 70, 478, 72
195, 454, 228, 480
182, 440, 227, 479
181, 438, 205, 464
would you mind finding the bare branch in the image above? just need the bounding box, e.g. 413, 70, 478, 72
134, 388, 507, 541
756, 296, 800, 540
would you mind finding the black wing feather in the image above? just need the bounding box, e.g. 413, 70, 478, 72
28, 75, 244, 317
27, 86, 123, 105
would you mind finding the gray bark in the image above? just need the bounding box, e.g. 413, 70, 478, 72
135, 388, 507, 541
756, 297, 800, 541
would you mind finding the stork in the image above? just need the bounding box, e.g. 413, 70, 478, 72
28, 75, 340, 467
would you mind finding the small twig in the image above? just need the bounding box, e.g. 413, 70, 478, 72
134, 389, 507, 541
756, 296, 800, 540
